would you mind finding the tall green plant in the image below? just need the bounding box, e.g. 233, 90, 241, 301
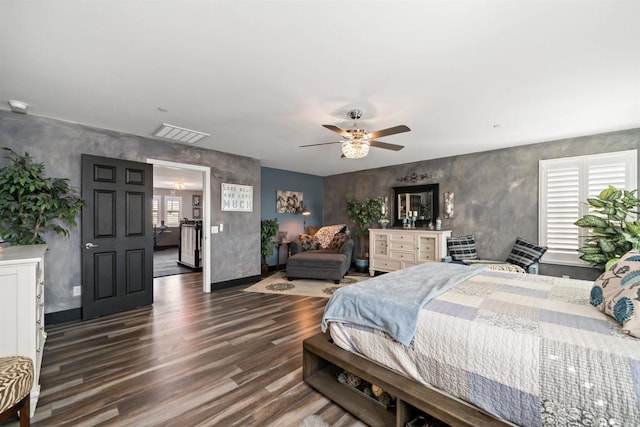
574, 185, 640, 269
0, 148, 84, 245
260, 218, 279, 264
346, 196, 384, 259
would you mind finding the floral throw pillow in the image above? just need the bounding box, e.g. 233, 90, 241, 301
327, 233, 349, 251
299, 233, 320, 251
591, 250, 640, 338
313, 224, 346, 249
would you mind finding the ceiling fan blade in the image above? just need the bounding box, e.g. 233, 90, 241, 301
299, 141, 341, 148
368, 125, 411, 140
370, 140, 405, 151
322, 124, 351, 137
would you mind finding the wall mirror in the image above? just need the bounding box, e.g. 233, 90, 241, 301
393, 184, 439, 227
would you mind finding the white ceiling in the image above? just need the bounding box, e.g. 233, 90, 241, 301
1, 1, 639, 177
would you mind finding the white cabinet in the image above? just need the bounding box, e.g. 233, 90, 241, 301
0, 244, 47, 417
369, 229, 451, 276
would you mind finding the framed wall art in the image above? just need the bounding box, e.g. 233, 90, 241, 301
193, 207, 201, 219
221, 183, 253, 212
276, 190, 303, 214
192, 194, 201, 206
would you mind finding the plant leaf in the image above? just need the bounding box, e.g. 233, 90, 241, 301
575, 215, 608, 228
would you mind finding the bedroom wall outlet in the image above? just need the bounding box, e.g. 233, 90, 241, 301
73, 286, 81, 296
219, 223, 224, 232
211, 226, 219, 233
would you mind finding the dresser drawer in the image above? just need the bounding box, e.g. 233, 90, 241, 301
389, 250, 416, 262
389, 232, 415, 243
372, 258, 401, 271
419, 251, 436, 261
389, 241, 415, 252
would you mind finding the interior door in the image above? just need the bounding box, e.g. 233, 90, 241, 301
81, 155, 153, 320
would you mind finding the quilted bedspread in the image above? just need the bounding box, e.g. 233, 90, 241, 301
328, 270, 640, 426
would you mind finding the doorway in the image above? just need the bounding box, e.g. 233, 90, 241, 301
147, 158, 212, 293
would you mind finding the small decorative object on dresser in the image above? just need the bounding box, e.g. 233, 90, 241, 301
369, 228, 451, 276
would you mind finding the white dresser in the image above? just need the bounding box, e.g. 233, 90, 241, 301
0, 244, 47, 416
369, 229, 451, 276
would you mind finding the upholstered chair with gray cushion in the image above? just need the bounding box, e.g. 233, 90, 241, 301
287, 225, 354, 283
0, 356, 34, 427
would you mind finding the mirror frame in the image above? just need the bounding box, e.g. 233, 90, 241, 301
392, 184, 440, 227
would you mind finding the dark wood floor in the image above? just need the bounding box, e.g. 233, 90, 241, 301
33, 273, 365, 426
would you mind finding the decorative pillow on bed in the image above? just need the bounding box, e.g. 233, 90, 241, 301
327, 233, 349, 251
313, 224, 347, 249
447, 235, 479, 261
505, 237, 547, 269
592, 250, 640, 338
298, 233, 320, 251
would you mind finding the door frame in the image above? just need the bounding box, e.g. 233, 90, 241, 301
147, 158, 212, 293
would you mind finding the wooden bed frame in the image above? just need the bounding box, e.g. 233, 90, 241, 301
303, 332, 515, 427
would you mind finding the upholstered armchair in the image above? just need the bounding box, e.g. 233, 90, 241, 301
287, 225, 354, 283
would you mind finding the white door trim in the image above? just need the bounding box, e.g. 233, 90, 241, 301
147, 158, 212, 293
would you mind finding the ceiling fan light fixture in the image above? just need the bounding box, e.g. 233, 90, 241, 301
342, 140, 370, 159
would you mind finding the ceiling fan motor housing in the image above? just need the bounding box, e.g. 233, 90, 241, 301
346, 128, 369, 139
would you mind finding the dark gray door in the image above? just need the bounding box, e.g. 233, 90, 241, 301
81, 154, 153, 320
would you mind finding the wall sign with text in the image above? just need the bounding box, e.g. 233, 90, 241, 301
221, 183, 253, 212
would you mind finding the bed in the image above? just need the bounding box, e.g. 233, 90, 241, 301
306, 261, 640, 427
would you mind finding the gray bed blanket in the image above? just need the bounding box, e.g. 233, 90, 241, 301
321, 262, 485, 345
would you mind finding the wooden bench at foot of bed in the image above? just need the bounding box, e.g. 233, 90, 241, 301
302, 332, 514, 427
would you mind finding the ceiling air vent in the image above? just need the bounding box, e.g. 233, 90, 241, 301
154, 123, 209, 144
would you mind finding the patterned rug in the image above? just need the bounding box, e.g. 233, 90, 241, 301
244, 271, 369, 298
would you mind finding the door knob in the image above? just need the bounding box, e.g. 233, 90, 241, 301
85, 242, 100, 249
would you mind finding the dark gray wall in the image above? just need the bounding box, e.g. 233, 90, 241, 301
324, 128, 640, 280
0, 111, 261, 313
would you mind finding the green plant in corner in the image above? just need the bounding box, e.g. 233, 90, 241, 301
0, 148, 84, 245
574, 185, 640, 270
346, 196, 384, 259
260, 218, 279, 266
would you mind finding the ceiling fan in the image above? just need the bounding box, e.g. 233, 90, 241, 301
300, 109, 410, 159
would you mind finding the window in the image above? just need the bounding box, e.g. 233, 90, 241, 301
152, 196, 161, 227
539, 150, 637, 266
165, 196, 182, 227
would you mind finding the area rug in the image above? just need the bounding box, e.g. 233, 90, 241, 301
244, 271, 369, 298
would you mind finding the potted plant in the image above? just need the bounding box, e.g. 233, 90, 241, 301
0, 148, 84, 246
346, 196, 384, 272
574, 185, 640, 270
260, 218, 279, 276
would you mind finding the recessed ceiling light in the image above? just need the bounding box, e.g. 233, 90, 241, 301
153, 123, 209, 143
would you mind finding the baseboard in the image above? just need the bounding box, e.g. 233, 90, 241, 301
45, 276, 261, 323
211, 274, 261, 291
45, 308, 82, 325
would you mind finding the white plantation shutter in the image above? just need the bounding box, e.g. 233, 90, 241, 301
152, 196, 160, 227
539, 150, 637, 266
165, 196, 182, 227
